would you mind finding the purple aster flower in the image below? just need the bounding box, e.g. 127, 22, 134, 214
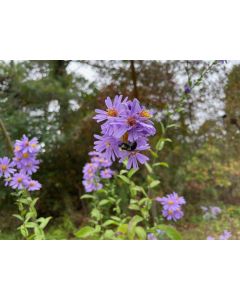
14, 135, 40, 154
94, 134, 120, 161
26, 179, 42, 191
83, 179, 103, 192
207, 236, 215, 240
89, 151, 112, 168
82, 163, 98, 180
100, 168, 114, 179
210, 206, 221, 217
0, 157, 16, 178
219, 230, 231, 240
119, 139, 150, 169
147, 233, 157, 240
162, 207, 184, 221
112, 99, 156, 141
93, 95, 126, 123
10, 172, 30, 190
19, 159, 40, 175
156, 192, 186, 222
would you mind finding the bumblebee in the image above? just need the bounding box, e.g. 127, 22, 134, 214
119, 141, 137, 151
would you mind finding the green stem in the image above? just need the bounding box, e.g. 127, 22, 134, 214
0, 117, 13, 153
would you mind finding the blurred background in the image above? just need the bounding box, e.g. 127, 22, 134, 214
0, 60, 239, 239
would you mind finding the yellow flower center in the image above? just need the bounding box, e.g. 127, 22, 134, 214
31, 143, 37, 148
1, 164, 7, 171
17, 177, 23, 183
29, 182, 35, 187
140, 110, 151, 118
23, 153, 29, 158
105, 142, 110, 147
168, 210, 173, 215
15, 146, 20, 152
107, 108, 118, 117
168, 201, 174, 205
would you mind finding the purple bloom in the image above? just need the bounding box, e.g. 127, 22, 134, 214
10, 172, 30, 190
14, 135, 41, 154
93, 95, 125, 123
147, 233, 157, 240
119, 139, 150, 169
100, 168, 114, 179
210, 206, 221, 217
27, 180, 42, 191
0, 157, 16, 178
83, 179, 103, 192
112, 99, 156, 141
207, 236, 215, 240
156, 192, 186, 222
184, 84, 191, 94
82, 163, 98, 180
94, 134, 120, 161
219, 230, 231, 240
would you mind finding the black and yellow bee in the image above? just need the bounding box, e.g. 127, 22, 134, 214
119, 141, 137, 151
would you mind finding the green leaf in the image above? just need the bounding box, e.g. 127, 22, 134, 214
145, 163, 153, 174
128, 215, 143, 240
103, 230, 115, 240
99, 199, 111, 206
38, 217, 52, 229
13, 214, 24, 221
149, 149, 158, 158
75, 226, 96, 239
19, 225, 28, 238
128, 168, 138, 178
81, 194, 96, 200
153, 162, 169, 168
156, 140, 165, 151
120, 170, 128, 175
91, 208, 102, 221
128, 204, 140, 211
149, 180, 160, 188
118, 175, 130, 184
102, 220, 119, 227
135, 226, 147, 240
156, 225, 182, 240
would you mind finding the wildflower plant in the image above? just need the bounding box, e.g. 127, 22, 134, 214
0, 135, 51, 240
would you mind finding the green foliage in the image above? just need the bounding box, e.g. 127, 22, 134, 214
13, 190, 51, 240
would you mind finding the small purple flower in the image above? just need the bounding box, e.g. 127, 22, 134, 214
83, 179, 103, 192
82, 163, 98, 180
100, 168, 114, 179
0, 157, 16, 178
156, 192, 186, 222
219, 230, 231, 240
210, 206, 221, 217
27, 180, 42, 191
10, 172, 30, 190
184, 84, 191, 94
14, 135, 40, 154
207, 236, 215, 240
119, 139, 150, 169
162, 207, 184, 221
147, 233, 157, 240
93, 95, 125, 123
94, 134, 120, 161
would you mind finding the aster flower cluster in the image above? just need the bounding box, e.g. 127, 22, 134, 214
93, 95, 156, 169
0, 135, 41, 191
156, 192, 186, 221
207, 230, 232, 240
82, 151, 114, 192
